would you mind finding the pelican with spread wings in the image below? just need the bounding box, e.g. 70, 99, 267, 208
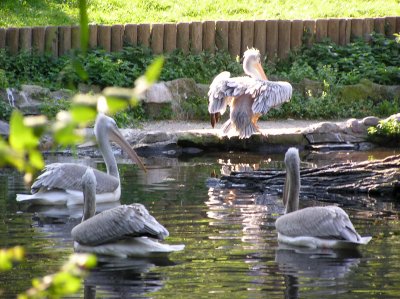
208, 48, 292, 138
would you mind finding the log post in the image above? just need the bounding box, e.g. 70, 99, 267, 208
290, 20, 303, 51
59, 26, 72, 55
266, 20, 278, 61
215, 21, 229, 52
19, 27, 32, 52
363, 18, 374, 42
137, 23, 151, 48
327, 19, 339, 44
190, 21, 202, 54
385, 17, 397, 38
89, 24, 98, 49
124, 24, 137, 47
303, 20, 316, 47
254, 20, 267, 57
338, 19, 347, 45
45, 26, 58, 56
177, 22, 190, 54
71, 26, 80, 50
228, 21, 241, 58
241, 20, 254, 54
374, 17, 385, 35
164, 23, 177, 53
151, 23, 164, 54
6, 27, 19, 55
278, 20, 291, 60
111, 24, 124, 52
32, 27, 45, 54
202, 21, 215, 53
97, 25, 111, 52
351, 18, 363, 41
0, 28, 5, 49
315, 19, 328, 42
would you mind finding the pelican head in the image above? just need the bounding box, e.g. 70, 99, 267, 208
94, 113, 147, 173
282, 147, 301, 214
243, 48, 267, 80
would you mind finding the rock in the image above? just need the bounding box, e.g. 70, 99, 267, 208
338, 79, 400, 102
142, 82, 174, 104
294, 78, 324, 97
362, 116, 380, 127
141, 78, 209, 120
50, 89, 74, 100
0, 120, 9, 137
139, 131, 172, 144
78, 83, 101, 94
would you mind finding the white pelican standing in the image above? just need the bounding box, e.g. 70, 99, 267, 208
208, 48, 292, 139
275, 148, 372, 249
72, 168, 184, 257
16, 113, 146, 206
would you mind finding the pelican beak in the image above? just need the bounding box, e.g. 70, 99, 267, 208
109, 127, 147, 172
255, 63, 268, 80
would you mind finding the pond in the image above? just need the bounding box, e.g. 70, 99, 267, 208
1, 149, 400, 298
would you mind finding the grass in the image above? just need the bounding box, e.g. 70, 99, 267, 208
0, 0, 399, 27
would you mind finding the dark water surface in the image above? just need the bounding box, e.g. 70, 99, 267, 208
1, 149, 400, 298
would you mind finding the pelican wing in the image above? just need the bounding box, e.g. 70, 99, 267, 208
208, 72, 256, 113
31, 163, 119, 194
275, 206, 361, 242
71, 203, 169, 246
251, 81, 292, 115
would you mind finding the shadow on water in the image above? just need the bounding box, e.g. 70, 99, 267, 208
2, 149, 400, 298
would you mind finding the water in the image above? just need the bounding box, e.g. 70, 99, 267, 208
1, 149, 400, 298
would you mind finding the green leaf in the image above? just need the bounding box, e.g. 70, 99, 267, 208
28, 150, 44, 170
79, 0, 89, 54
145, 56, 164, 84
9, 110, 38, 151
54, 124, 84, 146
70, 105, 97, 123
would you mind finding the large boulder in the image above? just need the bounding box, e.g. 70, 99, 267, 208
140, 78, 209, 119
338, 79, 400, 102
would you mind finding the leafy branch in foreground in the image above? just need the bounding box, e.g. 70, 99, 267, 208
0, 55, 164, 185
18, 253, 96, 299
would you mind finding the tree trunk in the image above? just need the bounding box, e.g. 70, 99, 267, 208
221, 154, 400, 201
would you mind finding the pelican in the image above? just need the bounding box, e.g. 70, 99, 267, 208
16, 113, 146, 206
72, 168, 184, 257
208, 48, 292, 139
275, 148, 372, 249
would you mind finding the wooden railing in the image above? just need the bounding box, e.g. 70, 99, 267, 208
0, 17, 398, 60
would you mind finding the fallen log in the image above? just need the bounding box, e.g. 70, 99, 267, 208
220, 154, 400, 201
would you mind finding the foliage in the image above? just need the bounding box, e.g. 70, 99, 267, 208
0, 246, 24, 271
0, 69, 8, 89
276, 34, 400, 85
38, 98, 72, 120
180, 96, 210, 120
18, 253, 96, 299
0, 98, 13, 122
1, 0, 400, 26
114, 103, 147, 127
367, 118, 400, 146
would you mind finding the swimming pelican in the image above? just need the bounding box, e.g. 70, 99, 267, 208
208, 48, 292, 139
16, 113, 146, 206
72, 168, 184, 257
275, 148, 372, 249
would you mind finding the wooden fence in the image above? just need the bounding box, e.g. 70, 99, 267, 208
0, 17, 399, 60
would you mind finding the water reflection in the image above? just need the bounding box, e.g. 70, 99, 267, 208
83, 256, 175, 299
275, 245, 363, 298
3, 150, 400, 298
